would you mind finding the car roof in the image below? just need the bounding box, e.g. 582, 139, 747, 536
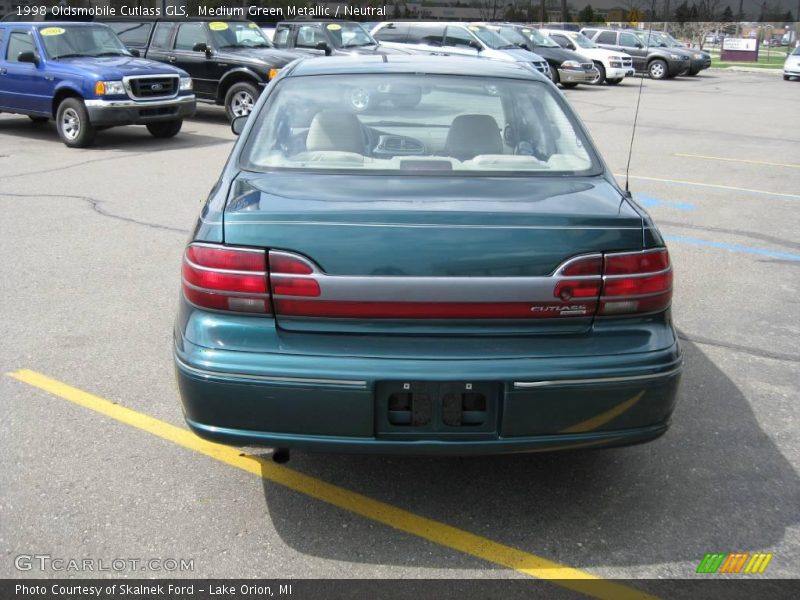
287, 55, 548, 82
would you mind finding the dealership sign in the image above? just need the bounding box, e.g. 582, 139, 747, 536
721, 37, 759, 62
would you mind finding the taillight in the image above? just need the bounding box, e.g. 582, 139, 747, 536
599, 249, 672, 316
182, 243, 270, 314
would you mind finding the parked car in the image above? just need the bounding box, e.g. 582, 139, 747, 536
540, 28, 634, 85
174, 55, 683, 457
272, 20, 407, 57
784, 46, 800, 80
582, 28, 691, 79
482, 23, 597, 87
371, 22, 550, 78
100, 18, 300, 120
0, 21, 195, 147
648, 31, 710, 75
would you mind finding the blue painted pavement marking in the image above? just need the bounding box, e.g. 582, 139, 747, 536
664, 235, 800, 261
634, 194, 696, 211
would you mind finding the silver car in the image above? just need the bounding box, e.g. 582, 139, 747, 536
784, 46, 800, 81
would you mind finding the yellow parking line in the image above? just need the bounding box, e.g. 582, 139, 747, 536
613, 173, 800, 200
7, 368, 657, 600
674, 153, 800, 169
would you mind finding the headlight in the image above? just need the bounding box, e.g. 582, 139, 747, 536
694, 53, 704, 59
268, 68, 280, 80
179, 77, 193, 91
561, 60, 581, 69
613, 56, 626, 61
95, 80, 125, 96
669, 53, 681, 60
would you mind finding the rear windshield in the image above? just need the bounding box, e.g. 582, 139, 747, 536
240, 74, 600, 176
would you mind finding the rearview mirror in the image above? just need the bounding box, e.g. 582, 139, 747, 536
231, 115, 247, 135
315, 41, 332, 56
17, 51, 39, 66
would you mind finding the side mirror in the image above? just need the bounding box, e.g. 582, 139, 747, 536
231, 115, 248, 135
315, 41, 332, 56
192, 42, 212, 56
568, 43, 576, 51
635, 43, 644, 49
17, 51, 39, 66
469, 40, 482, 52
129, 49, 141, 57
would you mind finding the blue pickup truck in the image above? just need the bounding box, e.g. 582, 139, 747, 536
0, 22, 196, 147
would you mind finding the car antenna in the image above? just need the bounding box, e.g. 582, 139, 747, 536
623, 22, 654, 194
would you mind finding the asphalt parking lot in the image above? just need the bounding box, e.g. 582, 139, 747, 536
1, 69, 798, 590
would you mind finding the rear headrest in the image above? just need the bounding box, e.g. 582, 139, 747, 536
306, 110, 365, 155
444, 114, 503, 161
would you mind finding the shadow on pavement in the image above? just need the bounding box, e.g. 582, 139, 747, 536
259, 340, 799, 571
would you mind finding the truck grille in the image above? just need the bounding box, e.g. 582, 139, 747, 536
622, 57, 633, 67
128, 76, 178, 99
532, 60, 549, 75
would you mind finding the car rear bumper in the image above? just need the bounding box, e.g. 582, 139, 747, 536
174, 311, 683, 455
85, 94, 196, 126
557, 68, 597, 83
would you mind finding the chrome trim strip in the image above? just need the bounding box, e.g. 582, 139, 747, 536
513, 365, 683, 388
226, 221, 643, 230
184, 257, 266, 276
181, 279, 270, 298
189, 242, 265, 254
84, 95, 194, 109
175, 355, 368, 388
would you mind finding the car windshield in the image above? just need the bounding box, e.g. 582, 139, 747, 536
240, 74, 599, 176
469, 26, 517, 49
518, 27, 560, 48
324, 22, 376, 48
571, 33, 598, 49
793, 46, 800, 56
208, 21, 273, 49
38, 25, 129, 59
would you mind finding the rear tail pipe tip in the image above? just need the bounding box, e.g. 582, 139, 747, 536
272, 448, 290, 464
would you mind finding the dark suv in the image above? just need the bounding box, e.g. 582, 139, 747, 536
101, 18, 301, 119
581, 28, 691, 79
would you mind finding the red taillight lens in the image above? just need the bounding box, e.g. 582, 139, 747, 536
560, 255, 602, 276
182, 244, 270, 314
599, 249, 672, 316
271, 276, 321, 297
270, 253, 313, 274
604, 249, 669, 275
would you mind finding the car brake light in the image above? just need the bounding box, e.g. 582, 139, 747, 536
599, 249, 672, 316
182, 243, 270, 314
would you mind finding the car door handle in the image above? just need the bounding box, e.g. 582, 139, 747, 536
168, 56, 177, 63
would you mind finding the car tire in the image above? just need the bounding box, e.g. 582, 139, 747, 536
346, 86, 375, 112
146, 120, 183, 138
549, 64, 560, 84
784, 74, 790, 80
56, 97, 96, 148
605, 77, 623, 85
224, 81, 258, 122
28, 115, 49, 123
648, 59, 668, 80
591, 62, 606, 85
390, 89, 422, 109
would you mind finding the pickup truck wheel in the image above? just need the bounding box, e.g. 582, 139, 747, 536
549, 64, 560, 84
225, 82, 258, 121
28, 115, 49, 123
146, 120, 183, 138
648, 59, 668, 80
605, 77, 623, 85
56, 98, 95, 148
590, 63, 605, 85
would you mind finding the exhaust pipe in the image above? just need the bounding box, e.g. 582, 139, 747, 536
272, 448, 290, 464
